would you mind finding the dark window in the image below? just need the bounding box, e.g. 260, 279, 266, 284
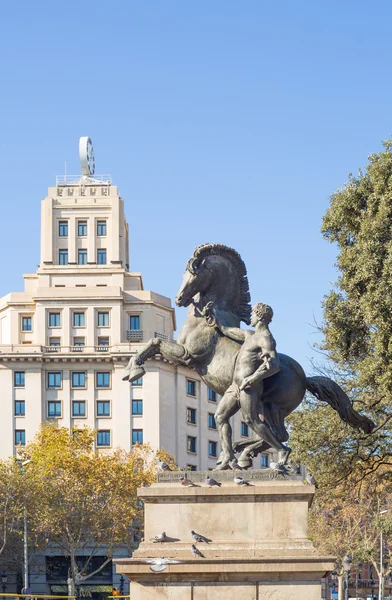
241, 422, 249, 437
208, 387, 216, 402
97, 312, 109, 327
131, 377, 143, 387
73, 312, 85, 327
261, 454, 269, 468
98, 336, 109, 346
187, 464, 197, 471
59, 221, 68, 237
15, 430, 26, 446
78, 249, 87, 265
132, 399, 143, 415
97, 401, 110, 416
78, 221, 87, 236
129, 315, 140, 330
73, 337, 85, 347
49, 312, 61, 327
72, 372, 86, 388
48, 401, 62, 417
132, 429, 143, 445
14, 371, 25, 387
208, 413, 216, 429
209, 441, 217, 457
187, 436, 196, 453
97, 249, 107, 264
97, 221, 107, 236
47, 372, 62, 389
22, 317, 32, 331
187, 379, 196, 396
49, 338, 61, 346
59, 250, 68, 265
15, 401, 25, 416
97, 430, 110, 447
187, 407, 196, 424
72, 401, 86, 417
96, 372, 110, 388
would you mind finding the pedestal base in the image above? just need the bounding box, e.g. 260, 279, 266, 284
115, 470, 334, 599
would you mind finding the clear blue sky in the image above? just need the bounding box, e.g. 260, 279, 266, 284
1, 1, 391, 371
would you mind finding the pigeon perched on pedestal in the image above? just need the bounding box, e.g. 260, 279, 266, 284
205, 475, 221, 487
150, 532, 167, 543
229, 458, 244, 471
191, 530, 211, 543
157, 460, 171, 471
180, 477, 197, 487
306, 472, 318, 489
234, 475, 250, 486
191, 544, 205, 558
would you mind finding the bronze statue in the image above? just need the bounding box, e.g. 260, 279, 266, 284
123, 243, 374, 469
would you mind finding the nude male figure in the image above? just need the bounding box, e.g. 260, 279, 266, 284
213, 303, 291, 469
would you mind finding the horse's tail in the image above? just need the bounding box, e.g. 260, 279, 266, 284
306, 376, 375, 434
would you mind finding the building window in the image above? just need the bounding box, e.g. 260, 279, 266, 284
73, 337, 85, 347
14, 371, 25, 387
187, 436, 197, 454
15, 430, 26, 446
97, 249, 107, 265
15, 401, 25, 416
59, 250, 68, 265
208, 387, 216, 402
97, 312, 109, 327
131, 377, 143, 387
187, 407, 197, 425
96, 372, 110, 388
187, 464, 197, 471
48, 401, 62, 418
241, 422, 249, 437
261, 454, 269, 468
208, 413, 216, 429
129, 315, 140, 330
78, 221, 87, 237
47, 372, 62, 389
97, 336, 109, 346
97, 221, 107, 236
73, 312, 85, 327
78, 249, 87, 265
49, 337, 61, 347
97, 430, 111, 447
132, 399, 143, 415
187, 379, 196, 397
97, 401, 110, 416
132, 429, 143, 445
59, 221, 68, 237
21, 317, 32, 332
71, 372, 86, 388
209, 441, 217, 457
72, 401, 86, 417
49, 312, 61, 327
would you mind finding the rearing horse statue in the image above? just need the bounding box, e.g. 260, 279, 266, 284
123, 243, 374, 469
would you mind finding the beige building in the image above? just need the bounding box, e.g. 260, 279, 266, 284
0, 139, 269, 472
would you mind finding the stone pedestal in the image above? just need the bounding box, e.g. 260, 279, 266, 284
115, 470, 334, 599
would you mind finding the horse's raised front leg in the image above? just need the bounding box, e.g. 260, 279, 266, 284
123, 338, 192, 382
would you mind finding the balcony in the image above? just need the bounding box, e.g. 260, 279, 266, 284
126, 330, 143, 342
154, 331, 168, 341
42, 345, 111, 354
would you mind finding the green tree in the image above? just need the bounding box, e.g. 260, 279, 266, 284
19, 423, 175, 595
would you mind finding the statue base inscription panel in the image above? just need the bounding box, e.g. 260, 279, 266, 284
115, 471, 334, 599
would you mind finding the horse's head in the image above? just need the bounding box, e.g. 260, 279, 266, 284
175, 255, 212, 307
175, 244, 251, 325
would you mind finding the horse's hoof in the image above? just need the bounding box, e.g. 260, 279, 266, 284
126, 365, 146, 383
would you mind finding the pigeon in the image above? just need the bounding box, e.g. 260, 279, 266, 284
191, 544, 205, 558
270, 461, 289, 475
191, 530, 210, 543
180, 477, 197, 487
306, 472, 318, 489
141, 481, 150, 487
145, 557, 182, 573
150, 532, 167, 543
234, 475, 250, 486
157, 460, 172, 471
205, 475, 221, 487
229, 458, 244, 471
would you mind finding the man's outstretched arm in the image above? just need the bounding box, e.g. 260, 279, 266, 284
215, 323, 248, 343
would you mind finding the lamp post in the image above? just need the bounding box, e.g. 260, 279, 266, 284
1, 571, 8, 600
342, 554, 352, 600
21, 459, 32, 594
119, 576, 124, 595
380, 509, 390, 600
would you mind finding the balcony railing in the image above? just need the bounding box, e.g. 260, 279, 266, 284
126, 330, 143, 341
42, 345, 111, 354
154, 331, 168, 341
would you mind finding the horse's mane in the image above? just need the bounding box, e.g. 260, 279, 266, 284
191, 243, 251, 324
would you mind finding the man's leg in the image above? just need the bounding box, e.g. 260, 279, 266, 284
214, 386, 240, 469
